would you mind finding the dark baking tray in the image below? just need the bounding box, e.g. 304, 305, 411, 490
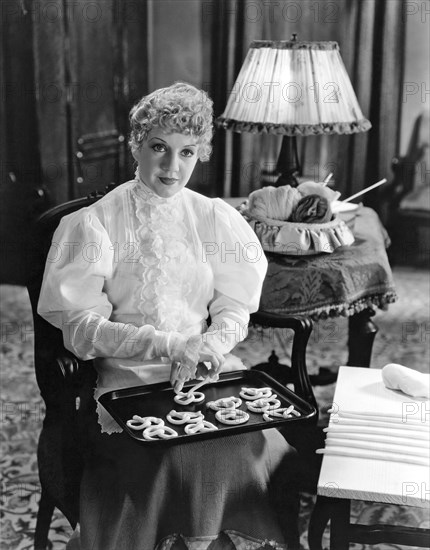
98, 370, 317, 445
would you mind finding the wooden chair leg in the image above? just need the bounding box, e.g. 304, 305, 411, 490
34, 488, 55, 550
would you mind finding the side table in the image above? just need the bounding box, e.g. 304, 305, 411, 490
308, 366, 430, 549
224, 197, 397, 373
259, 207, 397, 370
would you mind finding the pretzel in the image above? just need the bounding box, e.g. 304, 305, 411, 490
263, 405, 301, 421
259, 399, 281, 413
262, 408, 292, 421
207, 396, 242, 411
268, 406, 293, 418
255, 394, 279, 405
246, 401, 269, 413
184, 420, 218, 434
126, 415, 164, 431
269, 404, 300, 417
246, 398, 281, 414
239, 386, 273, 400
215, 409, 250, 425
174, 391, 205, 405
142, 424, 178, 440
166, 410, 204, 425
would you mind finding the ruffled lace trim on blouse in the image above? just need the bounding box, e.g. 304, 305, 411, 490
131, 171, 194, 333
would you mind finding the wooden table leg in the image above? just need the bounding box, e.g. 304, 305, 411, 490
308, 496, 331, 550
330, 498, 351, 550
308, 496, 351, 550
347, 308, 379, 368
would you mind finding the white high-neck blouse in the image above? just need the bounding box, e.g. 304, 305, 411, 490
38, 176, 268, 432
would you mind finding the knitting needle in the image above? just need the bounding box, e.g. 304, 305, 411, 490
342, 178, 387, 203
321, 172, 333, 187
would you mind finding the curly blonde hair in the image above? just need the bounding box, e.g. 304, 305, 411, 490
129, 82, 214, 162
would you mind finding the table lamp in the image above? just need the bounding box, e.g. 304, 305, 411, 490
216, 36, 372, 187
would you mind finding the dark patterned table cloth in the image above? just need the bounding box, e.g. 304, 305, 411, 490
259, 207, 397, 320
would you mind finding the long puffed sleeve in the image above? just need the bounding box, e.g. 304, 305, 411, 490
203, 199, 268, 354
38, 211, 199, 365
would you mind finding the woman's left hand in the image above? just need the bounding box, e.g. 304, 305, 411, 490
198, 342, 225, 376
170, 341, 224, 392
195, 361, 219, 383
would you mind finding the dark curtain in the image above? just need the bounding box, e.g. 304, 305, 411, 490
208, 0, 406, 208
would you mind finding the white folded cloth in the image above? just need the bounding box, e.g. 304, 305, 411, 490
382, 363, 430, 398
316, 446, 429, 466
324, 424, 428, 440
327, 416, 428, 431
316, 365, 430, 467
325, 436, 429, 458
324, 431, 428, 448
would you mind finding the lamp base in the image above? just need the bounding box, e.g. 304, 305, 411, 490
261, 169, 299, 188
274, 136, 301, 188
275, 171, 299, 188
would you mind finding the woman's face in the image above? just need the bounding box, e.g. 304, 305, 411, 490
133, 129, 199, 198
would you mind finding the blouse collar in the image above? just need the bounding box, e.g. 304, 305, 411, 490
133, 168, 182, 206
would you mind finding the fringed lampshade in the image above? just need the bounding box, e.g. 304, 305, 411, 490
216, 38, 371, 185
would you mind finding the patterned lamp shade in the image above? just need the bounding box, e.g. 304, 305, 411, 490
216, 39, 371, 136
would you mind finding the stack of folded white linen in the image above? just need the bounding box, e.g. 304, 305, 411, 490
317, 364, 430, 467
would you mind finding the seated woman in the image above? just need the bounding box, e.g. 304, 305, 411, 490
38, 82, 299, 550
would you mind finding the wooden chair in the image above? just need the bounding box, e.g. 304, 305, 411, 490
250, 311, 317, 411
26, 186, 318, 550
26, 186, 115, 550
249, 312, 323, 504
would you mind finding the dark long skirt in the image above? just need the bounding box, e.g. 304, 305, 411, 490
76, 408, 300, 550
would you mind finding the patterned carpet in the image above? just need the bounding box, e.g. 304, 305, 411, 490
1, 266, 429, 549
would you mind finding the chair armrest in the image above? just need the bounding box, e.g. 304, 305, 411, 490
49, 353, 97, 424
56, 353, 82, 379
55, 353, 96, 399
250, 311, 317, 412
251, 311, 312, 332
34, 349, 94, 410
